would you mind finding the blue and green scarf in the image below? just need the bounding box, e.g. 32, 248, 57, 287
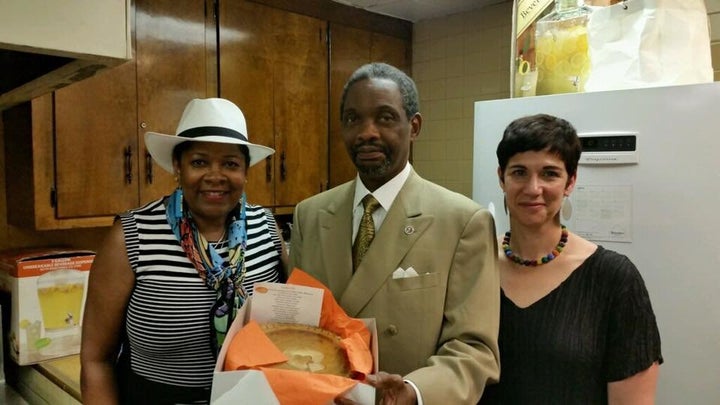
166, 188, 247, 356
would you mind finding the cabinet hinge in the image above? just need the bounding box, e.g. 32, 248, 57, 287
50, 187, 57, 208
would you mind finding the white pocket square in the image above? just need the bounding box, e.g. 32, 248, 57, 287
392, 266, 419, 279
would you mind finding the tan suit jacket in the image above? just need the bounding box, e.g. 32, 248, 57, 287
289, 170, 500, 404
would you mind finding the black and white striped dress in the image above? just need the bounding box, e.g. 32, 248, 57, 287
115, 197, 283, 404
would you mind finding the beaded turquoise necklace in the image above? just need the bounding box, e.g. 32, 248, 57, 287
503, 225, 568, 266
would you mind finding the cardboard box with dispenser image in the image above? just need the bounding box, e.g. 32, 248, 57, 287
211, 269, 378, 405
0, 248, 94, 365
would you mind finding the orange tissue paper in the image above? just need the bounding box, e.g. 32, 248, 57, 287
221, 268, 374, 405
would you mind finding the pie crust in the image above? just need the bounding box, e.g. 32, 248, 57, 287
260, 322, 351, 377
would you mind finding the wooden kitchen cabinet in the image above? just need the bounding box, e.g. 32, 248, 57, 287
3, 0, 216, 229
3, 0, 411, 228
219, 1, 412, 210
218, 1, 328, 213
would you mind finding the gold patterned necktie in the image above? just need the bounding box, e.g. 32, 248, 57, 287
352, 194, 381, 271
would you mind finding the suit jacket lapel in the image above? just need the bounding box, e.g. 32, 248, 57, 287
340, 171, 433, 316
318, 182, 355, 296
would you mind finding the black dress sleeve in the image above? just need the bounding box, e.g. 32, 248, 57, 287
604, 252, 663, 382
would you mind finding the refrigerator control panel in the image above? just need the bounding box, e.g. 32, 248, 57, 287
578, 132, 638, 165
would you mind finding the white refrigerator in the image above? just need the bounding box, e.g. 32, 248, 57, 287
472, 82, 720, 404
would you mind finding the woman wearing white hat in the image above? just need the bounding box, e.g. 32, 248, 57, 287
81, 98, 288, 404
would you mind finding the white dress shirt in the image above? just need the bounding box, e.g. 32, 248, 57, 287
352, 163, 411, 242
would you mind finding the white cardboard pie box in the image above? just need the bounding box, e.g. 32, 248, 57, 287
210, 282, 378, 405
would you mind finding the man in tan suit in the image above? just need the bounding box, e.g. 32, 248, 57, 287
289, 63, 500, 404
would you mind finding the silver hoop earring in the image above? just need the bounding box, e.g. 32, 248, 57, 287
503, 195, 508, 215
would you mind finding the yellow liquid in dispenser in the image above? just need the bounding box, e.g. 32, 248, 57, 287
37, 282, 85, 330
536, 26, 589, 95
534, 0, 592, 95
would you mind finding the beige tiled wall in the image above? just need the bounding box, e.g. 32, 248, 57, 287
411, 1, 513, 198
713, 43, 720, 81
705, 1, 719, 79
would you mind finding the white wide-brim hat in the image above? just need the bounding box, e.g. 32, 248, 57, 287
145, 98, 275, 173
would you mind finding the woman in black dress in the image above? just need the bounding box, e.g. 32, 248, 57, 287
479, 114, 662, 404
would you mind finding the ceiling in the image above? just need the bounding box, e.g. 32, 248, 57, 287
331, 0, 720, 27
330, 0, 506, 22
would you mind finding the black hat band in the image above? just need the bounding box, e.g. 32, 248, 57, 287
177, 126, 248, 142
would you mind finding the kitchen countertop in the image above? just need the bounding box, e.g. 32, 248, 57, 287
34, 355, 81, 401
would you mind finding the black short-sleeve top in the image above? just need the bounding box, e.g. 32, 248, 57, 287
480, 246, 663, 404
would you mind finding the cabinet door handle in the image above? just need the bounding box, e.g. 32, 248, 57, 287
265, 156, 272, 182
280, 151, 286, 181
124, 146, 133, 184
145, 151, 154, 184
